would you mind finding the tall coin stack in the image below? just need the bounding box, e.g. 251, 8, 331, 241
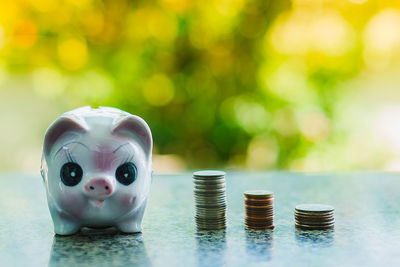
244, 190, 274, 230
295, 204, 335, 230
193, 170, 227, 230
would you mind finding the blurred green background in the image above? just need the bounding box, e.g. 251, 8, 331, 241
1, 0, 400, 173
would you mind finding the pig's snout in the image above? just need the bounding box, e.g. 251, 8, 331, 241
84, 178, 113, 198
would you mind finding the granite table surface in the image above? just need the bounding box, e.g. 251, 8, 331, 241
1, 172, 400, 267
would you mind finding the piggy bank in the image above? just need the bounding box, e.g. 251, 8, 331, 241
40, 106, 153, 235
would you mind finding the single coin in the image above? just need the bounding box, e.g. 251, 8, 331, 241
246, 224, 274, 228
195, 199, 226, 203
295, 223, 334, 230
195, 195, 227, 200
245, 222, 274, 226
194, 184, 226, 190
196, 211, 226, 216
246, 206, 274, 211
195, 194, 226, 198
295, 220, 334, 226
294, 213, 334, 219
245, 197, 273, 201
196, 217, 226, 221
196, 223, 226, 228
194, 179, 225, 184
246, 209, 274, 214
195, 197, 226, 201
294, 210, 334, 215
245, 203, 274, 208
195, 196, 226, 200
294, 215, 334, 222
246, 215, 274, 218
246, 225, 274, 230
245, 196, 274, 201
245, 216, 274, 222
193, 170, 226, 177
195, 200, 226, 204
245, 215, 274, 220
244, 190, 273, 198
196, 206, 226, 210
197, 226, 226, 230
246, 207, 274, 211
197, 226, 226, 229
196, 207, 226, 212
197, 225, 226, 228
196, 215, 226, 218
295, 204, 334, 213
295, 220, 334, 227
195, 200, 227, 205
197, 224, 226, 227
195, 203, 226, 208
246, 205, 274, 210
194, 187, 226, 192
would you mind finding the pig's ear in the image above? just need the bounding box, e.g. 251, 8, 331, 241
111, 115, 153, 159
44, 116, 88, 155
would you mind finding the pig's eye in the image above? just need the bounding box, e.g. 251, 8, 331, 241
115, 162, 137, 185
60, 162, 83, 186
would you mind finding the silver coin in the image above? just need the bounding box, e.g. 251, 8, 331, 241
294, 213, 334, 219
295, 220, 335, 226
195, 196, 226, 200
295, 223, 334, 230
193, 185, 226, 190
196, 216, 226, 220
195, 198, 227, 205
196, 209, 226, 214
195, 203, 227, 207
193, 178, 225, 184
295, 215, 334, 221
194, 187, 226, 192
193, 170, 226, 177
295, 204, 334, 213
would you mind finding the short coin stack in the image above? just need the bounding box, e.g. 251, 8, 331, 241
244, 190, 274, 230
295, 204, 335, 230
193, 170, 227, 230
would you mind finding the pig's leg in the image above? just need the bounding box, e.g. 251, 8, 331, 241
49, 203, 80, 235
116, 199, 147, 233
53, 216, 80, 235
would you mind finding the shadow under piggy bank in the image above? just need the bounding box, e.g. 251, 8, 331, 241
48, 227, 151, 267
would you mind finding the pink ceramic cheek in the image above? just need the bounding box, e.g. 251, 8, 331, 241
57, 190, 88, 219
121, 194, 137, 210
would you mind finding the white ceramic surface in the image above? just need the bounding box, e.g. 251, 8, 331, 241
41, 106, 153, 235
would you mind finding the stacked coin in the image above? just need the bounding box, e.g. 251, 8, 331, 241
295, 204, 334, 230
244, 190, 274, 230
193, 170, 227, 230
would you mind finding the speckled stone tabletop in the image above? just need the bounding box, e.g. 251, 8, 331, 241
1, 172, 400, 266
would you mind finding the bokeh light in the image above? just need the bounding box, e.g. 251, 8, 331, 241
1, 0, 400, 173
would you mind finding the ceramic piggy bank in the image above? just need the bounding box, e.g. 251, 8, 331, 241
40, 106, 153, 235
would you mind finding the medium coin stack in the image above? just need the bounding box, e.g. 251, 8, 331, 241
193, 170, 226, 230
295, 204, 335, 230
244, 190, 274, 230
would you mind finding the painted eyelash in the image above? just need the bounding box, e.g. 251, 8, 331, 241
122, 153, 134, 164
66, 150, 77, 163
